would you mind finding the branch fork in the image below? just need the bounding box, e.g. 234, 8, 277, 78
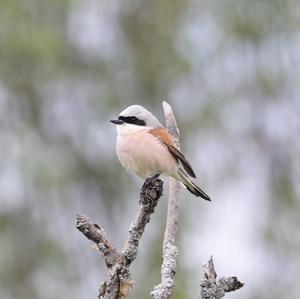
76, 178, 163, 299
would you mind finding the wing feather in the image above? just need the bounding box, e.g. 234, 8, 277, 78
167, 144, 196, 178
148, 127, 196, 178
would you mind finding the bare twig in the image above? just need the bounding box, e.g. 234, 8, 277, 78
121, 179, 163, 266
151, 101, 181, 299
200, 256, 244, 299
76, 214, 119, 268
76, 179, 163, 299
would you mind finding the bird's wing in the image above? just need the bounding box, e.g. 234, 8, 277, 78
148, 127, 196, 178
166, 144, 196, 178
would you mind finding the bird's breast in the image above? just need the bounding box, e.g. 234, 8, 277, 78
116, 127, 177, 178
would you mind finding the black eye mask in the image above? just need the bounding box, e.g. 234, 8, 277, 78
118, 116, 146, 126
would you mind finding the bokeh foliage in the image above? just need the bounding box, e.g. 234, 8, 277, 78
0, 1, 299, 298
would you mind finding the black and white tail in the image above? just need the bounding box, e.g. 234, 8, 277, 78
177, 168, 211, 201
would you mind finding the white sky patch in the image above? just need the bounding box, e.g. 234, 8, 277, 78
85, 122, 116, 161
67, 0, 121, 60
262, 100, 300, 143
177, 10, 222, 62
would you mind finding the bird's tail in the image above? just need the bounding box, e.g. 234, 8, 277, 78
177, 168, 211, 201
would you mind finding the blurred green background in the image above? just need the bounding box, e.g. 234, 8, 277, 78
0, 1, 299, 298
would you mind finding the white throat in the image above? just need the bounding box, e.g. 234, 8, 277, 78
116, 123, 148, 136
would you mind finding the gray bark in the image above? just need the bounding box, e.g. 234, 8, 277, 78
151, 101, 181, 299
200, 256, 244, 299
76, 179, 163, 299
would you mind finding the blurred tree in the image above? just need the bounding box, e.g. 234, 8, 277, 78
0, 0, 299, 298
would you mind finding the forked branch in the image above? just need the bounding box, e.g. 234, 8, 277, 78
76, 179, 163, 299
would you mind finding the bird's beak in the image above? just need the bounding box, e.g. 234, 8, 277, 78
110, 119, 124, 125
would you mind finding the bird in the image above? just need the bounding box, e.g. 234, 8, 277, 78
110, 105, 210, 201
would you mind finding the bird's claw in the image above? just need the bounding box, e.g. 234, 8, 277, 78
141, 173, 160, 193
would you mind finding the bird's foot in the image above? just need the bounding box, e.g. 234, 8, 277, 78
139, 173, 163, 211
141, 173, 160, 192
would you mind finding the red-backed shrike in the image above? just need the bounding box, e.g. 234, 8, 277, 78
110, 105, 210, 201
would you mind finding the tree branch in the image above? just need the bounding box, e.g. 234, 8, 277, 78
151, 101, 181, 299
77, 102, 243, 299
200, 256, 244, 299
121, 179, 163, 266
76, 178, 163, 299
76, 214, 120, 268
